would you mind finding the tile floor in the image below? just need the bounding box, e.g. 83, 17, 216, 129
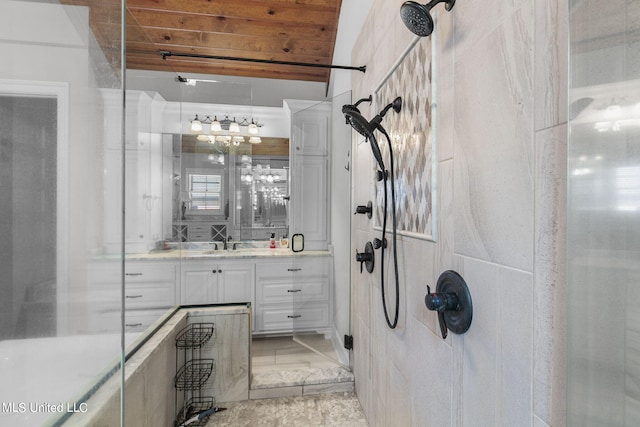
250, 335, 354, 398
202, 336, 367, 426
204, 392, 368, 426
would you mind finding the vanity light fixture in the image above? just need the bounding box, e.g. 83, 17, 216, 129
189, 114, 263, 144
247, 119, 259, 135
228, 118, 241, 134
190, 115, 203, 132
210, 116, 222, 133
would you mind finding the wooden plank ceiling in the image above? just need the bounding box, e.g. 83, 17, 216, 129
60, 0, 342, 83
125, 0, 344, 83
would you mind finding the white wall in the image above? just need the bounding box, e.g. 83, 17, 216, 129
328, 0, 374, 99
350, 1, 567, 426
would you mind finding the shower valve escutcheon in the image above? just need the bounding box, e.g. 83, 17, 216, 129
355, 242, 375, 274
425, 270, 473, 339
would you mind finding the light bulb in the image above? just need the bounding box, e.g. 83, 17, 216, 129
229, 118, 240, 134
190, 115, 203, 132
248, 120, 259, 135
210, 116, 222, 133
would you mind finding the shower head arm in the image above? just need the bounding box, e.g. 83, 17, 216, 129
371, 97, 403, 130
379, 97, 403, 118
424, 0, 453, 12
353, 95, 373, 108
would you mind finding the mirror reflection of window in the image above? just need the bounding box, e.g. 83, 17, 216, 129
188, 172, 223, 211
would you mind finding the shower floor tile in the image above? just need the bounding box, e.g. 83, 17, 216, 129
204, 392, 368, 426
250, 335, 354, 397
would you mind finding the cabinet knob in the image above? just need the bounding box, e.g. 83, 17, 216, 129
212, 270, 217, 274
218, 269, 222, 273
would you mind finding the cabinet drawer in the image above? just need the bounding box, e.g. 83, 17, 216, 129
124, 309, 169, 332
86, 309, 169, 334
188, 224, 209, 232
89, 262, 175, 284
125, 284, 174, 309
124, 264, 175, 283
90, 284, 174, 311
257, 279, 328, 304
256, 303, 329, 332
187, 232, 210, 241
256, 259, 329, 279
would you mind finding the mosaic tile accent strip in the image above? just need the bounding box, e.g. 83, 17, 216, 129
374, 37, 436, 239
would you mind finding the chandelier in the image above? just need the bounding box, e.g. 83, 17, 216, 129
190, 114, 262, 145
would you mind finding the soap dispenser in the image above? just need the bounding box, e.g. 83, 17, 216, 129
269, 233, 276, 248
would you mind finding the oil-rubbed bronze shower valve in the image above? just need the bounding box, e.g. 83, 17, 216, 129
425, 270, 473, 339
355, 242, 375, 274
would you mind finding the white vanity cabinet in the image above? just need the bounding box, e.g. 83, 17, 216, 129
180, 260, 254, 306
254, 256, 332, 333
86, 260, 177, 333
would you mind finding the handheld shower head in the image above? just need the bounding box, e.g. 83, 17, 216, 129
342, 105, 385, 171
400, 0, 455, 37
343, 96, 403, 330
342, 96, 403, 173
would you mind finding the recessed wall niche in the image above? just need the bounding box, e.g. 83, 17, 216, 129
374, 37, 437, 241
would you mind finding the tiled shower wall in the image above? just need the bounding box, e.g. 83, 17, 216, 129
350, 0, 567, 426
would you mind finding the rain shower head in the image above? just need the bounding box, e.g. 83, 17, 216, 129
400, 0, 455, 37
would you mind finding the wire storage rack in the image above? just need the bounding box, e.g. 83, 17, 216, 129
174, 322, 216, 427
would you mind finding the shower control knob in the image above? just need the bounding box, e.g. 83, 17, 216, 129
355, 242, 375, 274
425, 285, 459, 312
373, 237, 387, 249
354, 201, 373, 219
376, 170, 388, 182
425, 270, 473, 339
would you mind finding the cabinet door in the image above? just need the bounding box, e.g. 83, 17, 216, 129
292, 111, 329, 156
218, 263, 254, 304
291, 156, 328, 249
181, 266, 218, 305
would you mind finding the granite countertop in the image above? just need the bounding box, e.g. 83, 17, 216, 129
126, 247, 331, 260
93, 241, 331, 261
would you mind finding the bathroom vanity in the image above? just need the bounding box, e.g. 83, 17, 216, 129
86, 246, 333, 336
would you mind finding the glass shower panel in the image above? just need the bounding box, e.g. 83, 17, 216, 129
291, 91, 352, 368
567, 0, 640, 425
0, 0, 125, 425
177, 80, 254, 246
